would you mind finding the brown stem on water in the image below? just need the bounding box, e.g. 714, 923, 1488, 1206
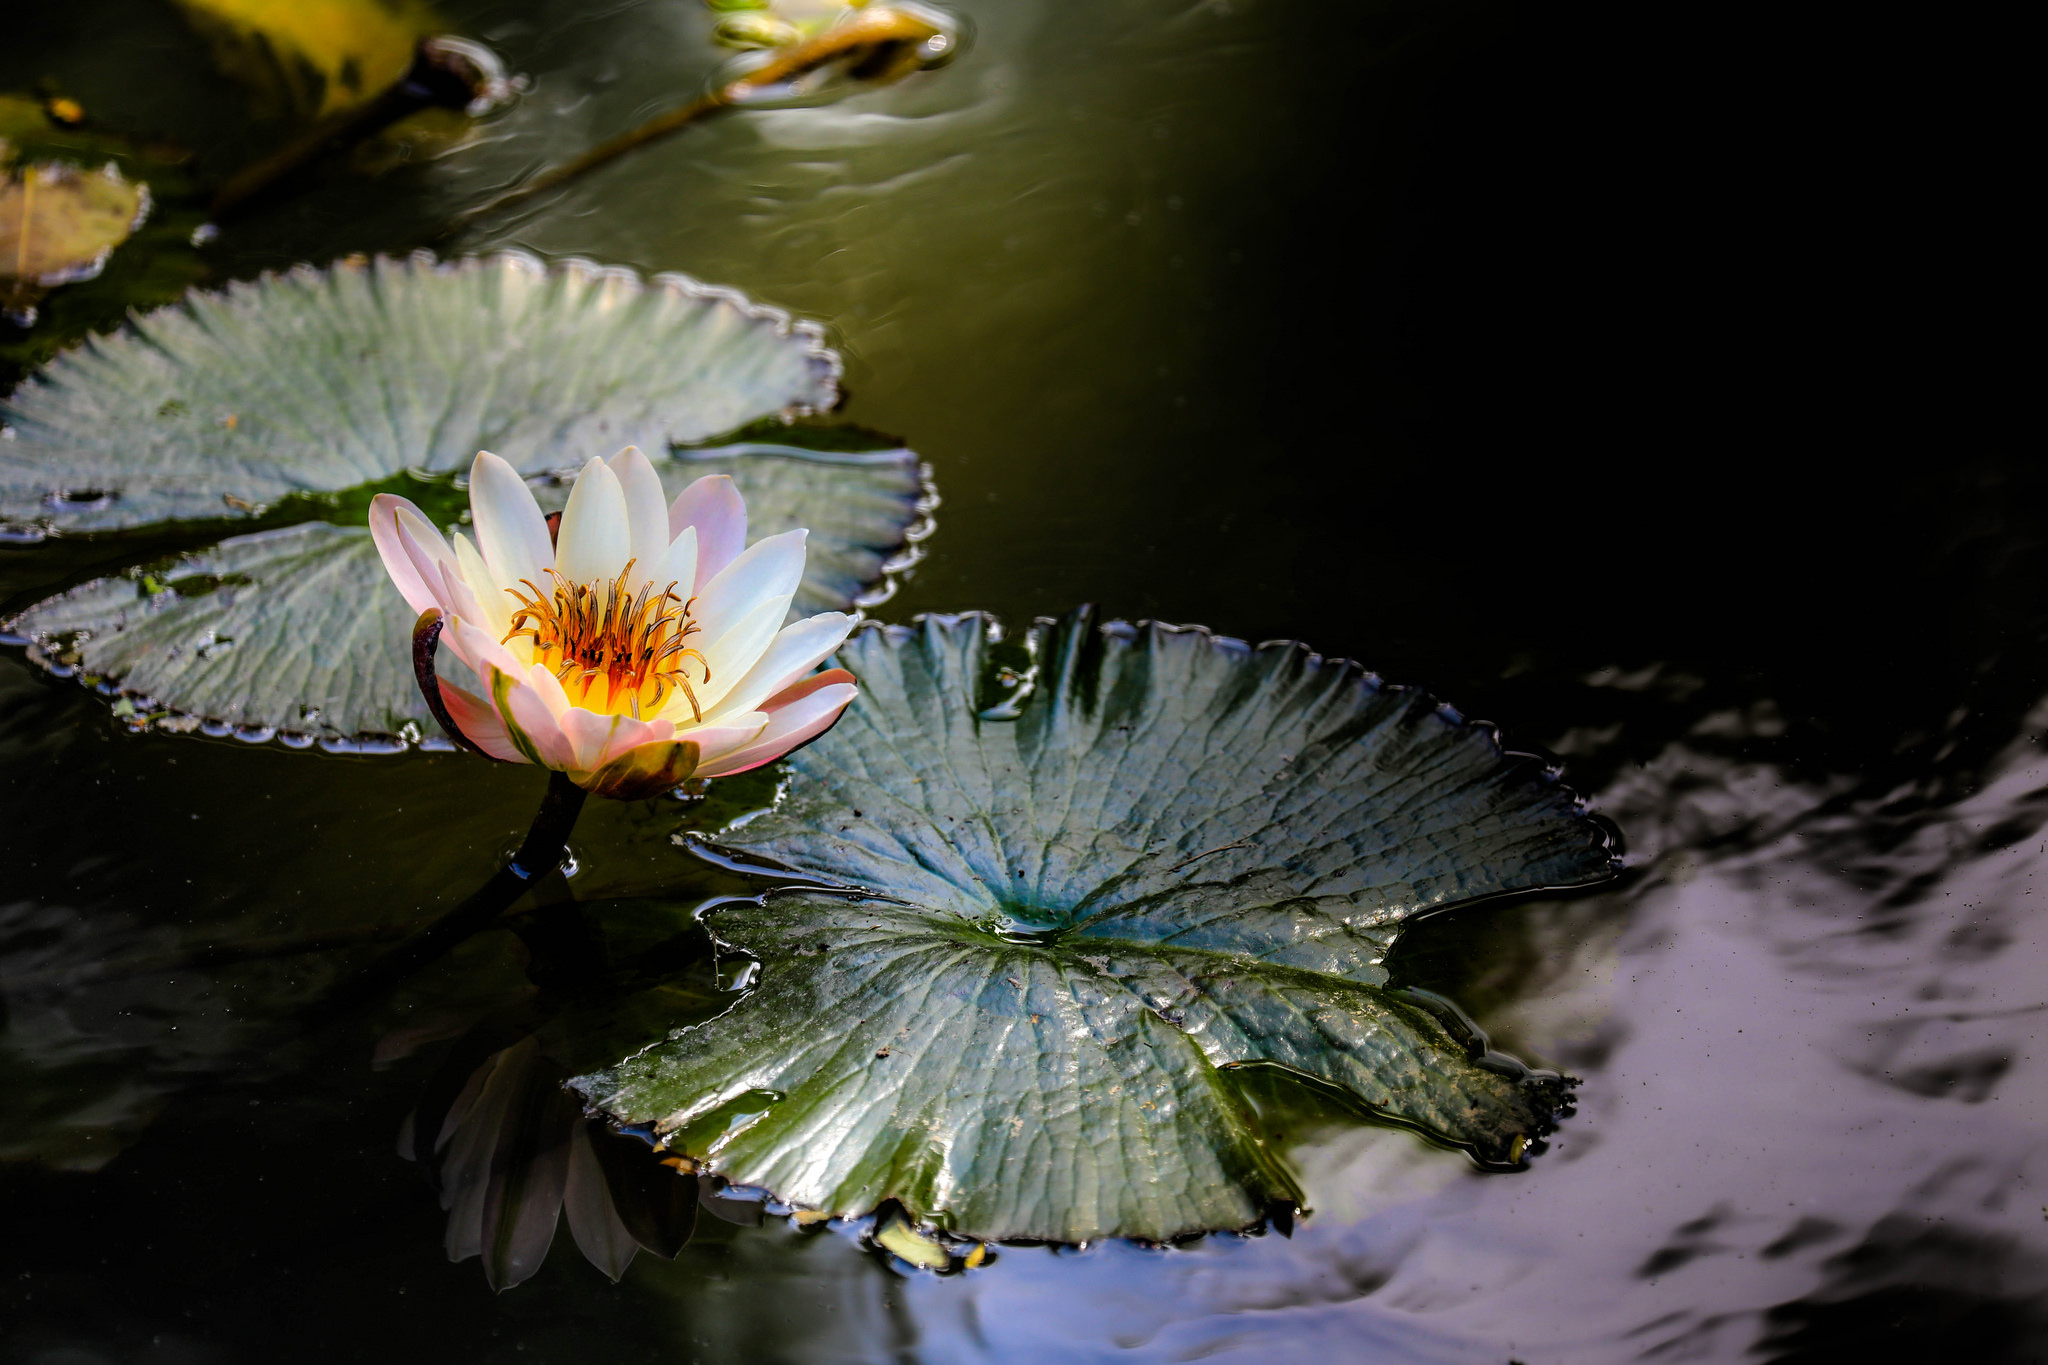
441, 7, 944, 237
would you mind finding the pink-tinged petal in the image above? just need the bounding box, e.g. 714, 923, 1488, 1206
522, 660, 576, 721
370, 494, 444, 616
703, 611, 853, 722
688, 528, 807, 653
470, 452, 555, 593
407, 533, 487, 629
673, 712, 770, 768
655, 525, 697, 598
688, 596, 791, 717
391, 504, 464, 616
606, 446, 671, 586
667, 474, 745, 590
554, 456, 632, 587
488, 665, 577, 770
437, 678, 525, 763
694, 676, 856, 778
445, 615, 528, 687
558, 705, 675, 773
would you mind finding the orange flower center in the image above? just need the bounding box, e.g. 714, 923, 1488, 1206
501, 560, 709, 720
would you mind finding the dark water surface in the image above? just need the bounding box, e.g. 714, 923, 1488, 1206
3, 1, 2041, 1362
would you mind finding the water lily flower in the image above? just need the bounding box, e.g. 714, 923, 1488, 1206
370, 447, 858, 799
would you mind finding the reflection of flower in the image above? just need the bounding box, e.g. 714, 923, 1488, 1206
405, 1036, 700, 1288
372, 447, 857, 799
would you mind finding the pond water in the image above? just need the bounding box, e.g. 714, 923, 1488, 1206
3, 1, 2043, 1362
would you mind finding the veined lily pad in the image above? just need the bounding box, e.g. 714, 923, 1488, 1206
572, 611, 1620, 1243
6, 445, 927, 743
0, 251, 841, 533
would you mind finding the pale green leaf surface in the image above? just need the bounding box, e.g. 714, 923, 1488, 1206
0, 251, 840, 532
573, 612, 1617, 1242
719, 611, 1619, 983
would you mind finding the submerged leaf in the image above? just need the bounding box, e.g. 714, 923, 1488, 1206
0, 252, 841, 533
573, 611, 1620, 1243
6, 446, 926, 742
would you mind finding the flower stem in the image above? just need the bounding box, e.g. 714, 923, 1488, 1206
299, 771, 588, 1033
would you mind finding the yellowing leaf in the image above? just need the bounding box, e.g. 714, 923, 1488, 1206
873, 1211, 951, 1269
1, 162, 148, 288
173, 0, 438, 116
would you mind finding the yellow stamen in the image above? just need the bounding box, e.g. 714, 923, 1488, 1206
501, 558, 710, 720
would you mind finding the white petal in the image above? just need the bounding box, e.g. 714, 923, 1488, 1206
688, 528, 807, 652
605, 446, 672, 587
451, 530, 513, 644
655, 525, 698, 599
703, 611, 853, 722
694, 681, 856, 778
685, 596, 787, 717
667, 474, 746, 591
554, 457, 632, 587
470, 452, 554, 594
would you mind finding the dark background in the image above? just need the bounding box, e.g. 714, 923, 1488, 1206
3, 0, 2038, 1361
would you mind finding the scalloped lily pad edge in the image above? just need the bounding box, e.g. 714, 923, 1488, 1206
604, 882, 1583, 1257
0, 628, 437, 753
0, 248, 850, 541
684, 610, 1627, 892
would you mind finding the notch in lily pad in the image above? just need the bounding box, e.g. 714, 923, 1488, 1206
572, 609, 1621, 1245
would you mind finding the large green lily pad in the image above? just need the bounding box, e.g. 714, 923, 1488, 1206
0, 251, 841, 533
572, 610, 1620, 1243
5, 444, 927, 743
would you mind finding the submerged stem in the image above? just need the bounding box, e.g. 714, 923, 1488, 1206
299, 770, 587, 1033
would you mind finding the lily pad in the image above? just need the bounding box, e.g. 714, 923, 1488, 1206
0, 251, 842, 533
5, 444, 927, 743
572, 610, 1620, 1243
